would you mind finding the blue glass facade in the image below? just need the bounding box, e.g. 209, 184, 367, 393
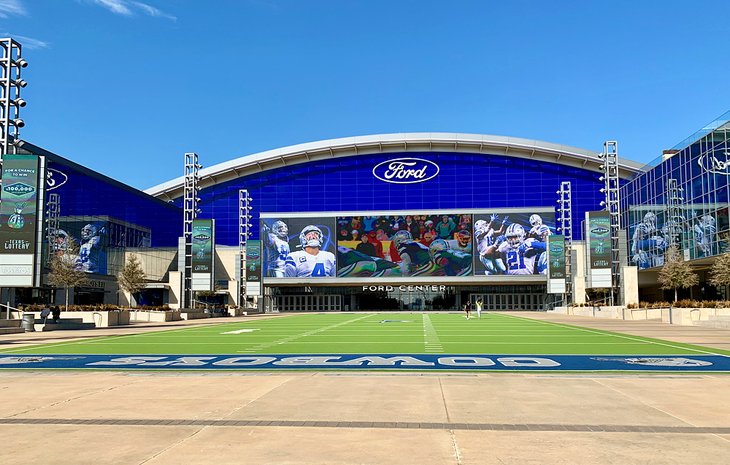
191, 151, 607, 246
620, 121, 730, 269
24, 145, 183, 248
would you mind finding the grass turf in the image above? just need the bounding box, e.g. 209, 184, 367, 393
2, 312, 729, 357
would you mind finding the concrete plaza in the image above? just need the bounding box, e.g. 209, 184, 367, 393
1, 312, 729, 464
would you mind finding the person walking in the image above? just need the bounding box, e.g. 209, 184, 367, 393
463, 301, 471, 320
475, 298, 483, 319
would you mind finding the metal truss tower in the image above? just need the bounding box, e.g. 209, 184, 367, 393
665, 178, 684, 249
183, 153, 202, 309
557, 181, 573, 305
0, 38, 27, 162
599, 141, 621, 304
45, 193, 60, 264
238, 189, 253, 308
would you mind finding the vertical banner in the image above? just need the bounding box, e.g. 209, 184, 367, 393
191, 219, 214, 291
0, 154, 40, 286
547, 235, 566, 293
586, 211, 612, 288
245, 240, 261, 296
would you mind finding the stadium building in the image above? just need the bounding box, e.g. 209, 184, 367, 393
3, 113, 730, 312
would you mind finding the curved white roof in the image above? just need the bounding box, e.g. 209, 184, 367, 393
146, 133, 645, 201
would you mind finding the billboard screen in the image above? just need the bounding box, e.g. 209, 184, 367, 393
0, 155, 40, 256
245, 240, 261, 282
336, 214, 473, 277
192, 219, 214, 273
473, 211, 554, 275
547, 235, 566, 279
261, 217, 337, 278
54, 220, 109, 275
587, 211, 611, 269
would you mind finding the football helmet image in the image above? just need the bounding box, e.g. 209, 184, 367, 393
701, 215, 716, 228
299, 225, 324, 248
429, 238, 450, 261
529, 214, 543, 228
81, 224, 98, 240
271, 220, 288, 239
474, 219, 488, 233
505, 223, 525, 248
456, 230, 471, 247
643, 212, 657, 226
392, 230, 413, 248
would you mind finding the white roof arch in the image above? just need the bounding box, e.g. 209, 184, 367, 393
145, 133, 645, 201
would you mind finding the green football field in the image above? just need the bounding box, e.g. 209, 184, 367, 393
2, 312, 728, 357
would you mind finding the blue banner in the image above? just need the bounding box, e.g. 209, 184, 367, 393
0, 354, 728, 372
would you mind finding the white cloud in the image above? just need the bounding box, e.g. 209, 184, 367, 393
0, 33, 49, 49
0, 0, 26, 18
88, 0, 176, 20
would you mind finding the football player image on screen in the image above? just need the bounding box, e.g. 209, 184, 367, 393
497, 223, 546, 275
447, 229, 473, 253
474, 215, 507, 275
630, 212, 667, 269
285, 225, 336, 277
693, 214, 717, 257
337, 246, 401, 277
262, 220, 291, 277
528, 214, 552, 241
429, 239, 472, 276
392, 230, 436, 276
76, 223, 105, 273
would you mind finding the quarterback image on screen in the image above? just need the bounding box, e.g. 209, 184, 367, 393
262, 220, 291, 277
285, 225, 336, 277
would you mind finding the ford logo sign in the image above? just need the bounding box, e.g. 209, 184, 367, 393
193, 233, 211, 241
698, 151, 730, 176
46, 168, 68, 191
591, 227, 609, 235
373, 158, 439, 184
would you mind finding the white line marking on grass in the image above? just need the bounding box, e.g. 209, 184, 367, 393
221, 329, 259, 334
236, 313, 375, 353
498, 313, 730, 358
422, 314, 443, 353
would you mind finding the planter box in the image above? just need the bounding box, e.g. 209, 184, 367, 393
129, 310, 181, 322
11, 310, 130, 327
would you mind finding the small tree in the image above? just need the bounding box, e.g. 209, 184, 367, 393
48, 238, 87, 311
709, 252, 730, 300
117, 254, 147, 307
658, 246, 699, 303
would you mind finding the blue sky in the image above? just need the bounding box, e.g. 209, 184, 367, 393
2, 0, 730, 190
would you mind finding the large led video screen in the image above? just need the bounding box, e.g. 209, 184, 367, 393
261, 217, 337, 278
55, 220, 109, 275
336, 214, 473, 277
473, 211, 554, 275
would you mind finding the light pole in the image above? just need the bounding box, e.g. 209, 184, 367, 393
238, 189, 253, 309
598, 141, 621, 305
0, 37, 27, 163
183, 153, 202, 309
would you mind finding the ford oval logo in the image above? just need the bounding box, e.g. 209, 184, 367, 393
698, 151, 730, 176
591, 227, 609, 235
372, 158, 440, 184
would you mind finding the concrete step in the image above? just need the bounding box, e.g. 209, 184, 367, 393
41, 321, 96, 331
0, 327, 24, 335
694, 320, 730, 329
0, 319, 21, 328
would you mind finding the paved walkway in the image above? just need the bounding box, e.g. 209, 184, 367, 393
0, 311, 729, 464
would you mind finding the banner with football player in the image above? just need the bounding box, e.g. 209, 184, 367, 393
335, 214, 473, 277
473, 211, 555, 276
261, 217, 337, 278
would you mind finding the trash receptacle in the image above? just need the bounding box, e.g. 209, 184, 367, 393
21, 313, 36, 332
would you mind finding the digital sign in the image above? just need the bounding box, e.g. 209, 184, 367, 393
336, 213, 472, 277
261, 217, 337, 278
473, 211, 553, 276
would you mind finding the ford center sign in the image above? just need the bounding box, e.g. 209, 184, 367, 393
373, 158, 439, 184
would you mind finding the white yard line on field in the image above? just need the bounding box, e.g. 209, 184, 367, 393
498, 313, 730, 358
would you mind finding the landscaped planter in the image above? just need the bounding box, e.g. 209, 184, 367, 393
129, 309, 181, 322
10, 310, 130, 327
